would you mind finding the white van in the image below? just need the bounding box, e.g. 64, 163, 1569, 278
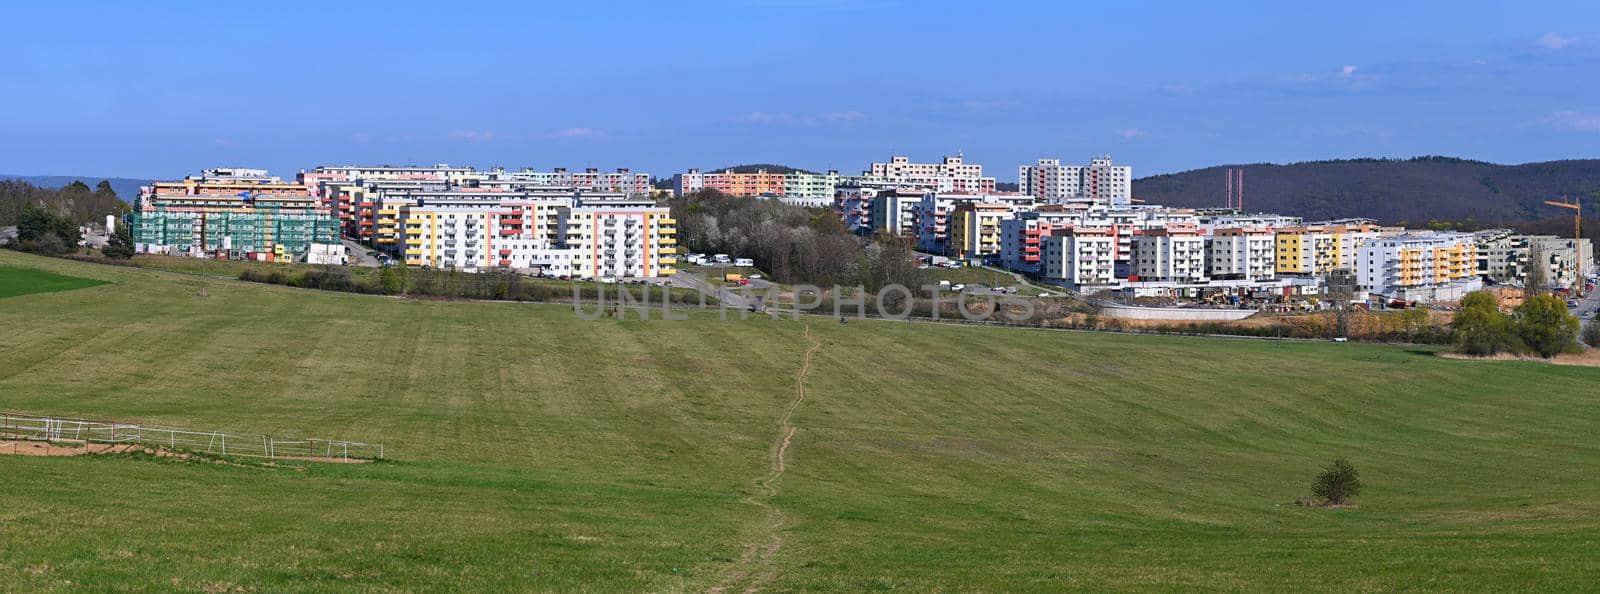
713, 254, 731, 264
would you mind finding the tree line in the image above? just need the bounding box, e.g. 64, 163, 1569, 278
1, 179, 129, 228
1450, 290, 1587, 357
665, 190, 924, 291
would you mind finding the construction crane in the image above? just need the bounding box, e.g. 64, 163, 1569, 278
1542, 196, 1584, 296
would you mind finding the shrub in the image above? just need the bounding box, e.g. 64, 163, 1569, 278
1583, 317, 1600, 348
1451, 291, 1521, 356
1311, 458, 1362, 506
1514, 294, 1580, 358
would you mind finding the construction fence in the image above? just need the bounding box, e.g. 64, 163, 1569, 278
0, 412, 384, 460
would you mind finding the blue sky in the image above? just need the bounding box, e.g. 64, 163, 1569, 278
2, 0, 1598, 181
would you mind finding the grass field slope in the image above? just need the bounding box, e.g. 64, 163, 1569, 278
2, 250, 1599, 591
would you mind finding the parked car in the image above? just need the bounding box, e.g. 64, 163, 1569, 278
599, 276, 618, 284
733, 258, 754, 267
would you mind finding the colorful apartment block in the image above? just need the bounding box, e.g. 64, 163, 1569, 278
948, 202, 1014, 260
1356, 232, 1481, 301
132, 169, 339, 260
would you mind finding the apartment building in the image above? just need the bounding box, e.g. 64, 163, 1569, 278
132, 169, 340, 260
783, 170, 841, 198
307, 164, 478, 184
1133, 225, 1209, 283
673, 168, 786, 197
999, 208, 1082, 273
1082, 156, 1133, 206
400, 196, 569, 273
868, 155, 996, 194
1042, 227, 1119, 288
947, 202, 1013, 260
1476, 231, 1594, 289
492, 167, 652, 195
1019, 156, 1132, 205
561, 197, 677, 279
1356, 232, 1481, 302
395, 192, 675, 279
863, 188, 922, 237
834, 185, 878, 234
1207, 228, 1276, 281
1275, 226, 1341, 275
914, 193, 1036, 254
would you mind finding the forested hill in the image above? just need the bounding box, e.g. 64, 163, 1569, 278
1131, 157, 1600, 224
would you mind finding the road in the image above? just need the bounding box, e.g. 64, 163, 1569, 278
673, 271, 784, 312
342, 238, 382, 267
1573, 282, 1600, 320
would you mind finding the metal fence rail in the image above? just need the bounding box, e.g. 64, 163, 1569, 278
0, 412, 384, 460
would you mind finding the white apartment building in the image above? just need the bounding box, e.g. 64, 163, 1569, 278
834, 185, 879, 234
309, 164, 478, 182
1356, 232, 1481, 303
867, 188, 922, 237
1042, 227, 1119, 288
492, 167, 652, 196
1083, 156, 1133, 206
1021, 156, 1132, 206
999, 209, 1083, 273
867, 155, 996, 194
1207, 228, 1276, 281
1134, 226, 1209, 283
1018, 159, 1083, 203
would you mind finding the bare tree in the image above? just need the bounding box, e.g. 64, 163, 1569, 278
1525, 241, 1548, 297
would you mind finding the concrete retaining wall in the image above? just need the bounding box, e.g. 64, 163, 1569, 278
1096, 302, 1257, 321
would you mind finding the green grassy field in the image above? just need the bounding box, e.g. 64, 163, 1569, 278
0, 265, 108, 299
2, 250, 1599, 591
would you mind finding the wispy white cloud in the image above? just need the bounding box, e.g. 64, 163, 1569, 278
741, 110, 867, 127
1273, 65, 1379, 90
742, 111, 798, 125
959, 98, 1023, 110
549, 127, 605, 139
1547, 110, 1600, 132
213, 137, 234, 146
821, 110, 867, 123
448, 129, 496, 142
1536, 32, 1578, 50
1114, 128, 1147, 139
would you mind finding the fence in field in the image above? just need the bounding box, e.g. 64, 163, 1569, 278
0, 412, 384, 460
